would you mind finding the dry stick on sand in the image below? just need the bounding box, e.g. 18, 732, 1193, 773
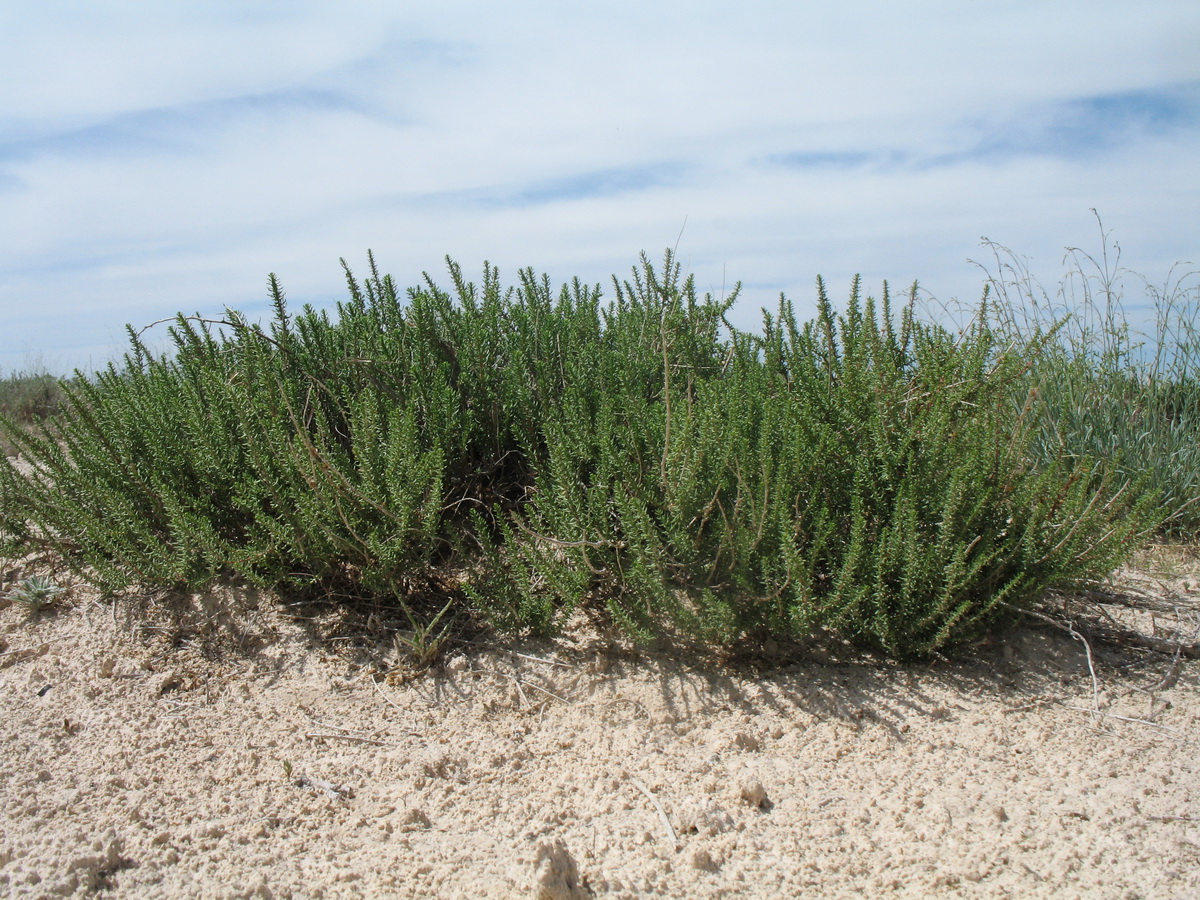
1149, 644, 1186, 692
1061, 708, 1183, 736
1128, 641, 1188, 722
1076, 620, 1200, 659
450, 638, 576, 670
370, 674, 413, 715
498, 672, 531, 708
305, 732, 390, 746
1009, 602, 1191, 734
494, 671, 570, 704
631, 779, 679, 850
300, 708, 372, 735
365, 679, 427, 737
1075, 585, 1200, 657
1004, 602, 1103, 723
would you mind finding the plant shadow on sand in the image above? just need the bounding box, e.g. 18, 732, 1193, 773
3, 551, 1198, 898
112, 549, 1197, 738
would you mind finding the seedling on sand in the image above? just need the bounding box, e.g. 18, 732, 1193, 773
5, 575, 66, 613
392, 597, 457, 671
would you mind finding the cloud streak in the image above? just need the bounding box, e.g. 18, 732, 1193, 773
765, 82, 1200, 175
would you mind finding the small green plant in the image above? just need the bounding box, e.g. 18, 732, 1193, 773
282, 759, 294, 780
392, 597, 457, 670
6, 575, 66, 612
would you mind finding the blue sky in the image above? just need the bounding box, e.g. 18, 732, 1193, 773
1, 1, 1198, 374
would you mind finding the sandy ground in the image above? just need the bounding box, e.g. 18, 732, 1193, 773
1, 551, 1198, 899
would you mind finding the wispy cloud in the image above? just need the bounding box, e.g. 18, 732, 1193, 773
765, 151, 894, 172
765, 82, 1200, 175
951, 81, 1200, 164
472, 162, 689, 208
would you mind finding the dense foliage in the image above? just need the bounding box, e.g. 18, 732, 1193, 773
0, 251, 1163, 657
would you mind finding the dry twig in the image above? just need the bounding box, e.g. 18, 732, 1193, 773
1064, 707, 1183, 736
450, 638, 576, 669
300, 708, 368, 734
493, 671, 569, 704
1008, 603, 1102, 722
371, 674, 413, 715
631, 779, 678, 850
305, 732, 389, 746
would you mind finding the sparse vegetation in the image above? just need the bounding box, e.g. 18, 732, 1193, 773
0, 235, 1190, 659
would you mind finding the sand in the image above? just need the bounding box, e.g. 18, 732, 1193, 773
1, 551, 1198, 899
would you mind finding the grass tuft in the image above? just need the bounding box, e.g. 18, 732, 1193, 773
973, 211, 1200, 536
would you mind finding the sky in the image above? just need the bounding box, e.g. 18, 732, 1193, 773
1, 1, 1198, 375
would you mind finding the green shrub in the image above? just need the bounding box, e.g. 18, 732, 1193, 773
472, 268, 1157, 655
0, 250, 1160, 658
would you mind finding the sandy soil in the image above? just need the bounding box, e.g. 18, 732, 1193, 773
1, 551, 1198, 899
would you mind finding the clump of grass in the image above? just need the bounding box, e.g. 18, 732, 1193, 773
0, 250, 1161, 658
974, 212, 1200, 536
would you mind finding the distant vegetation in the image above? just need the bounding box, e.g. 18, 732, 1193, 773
0, 370, 68, 457
1, 231, 1194, 660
